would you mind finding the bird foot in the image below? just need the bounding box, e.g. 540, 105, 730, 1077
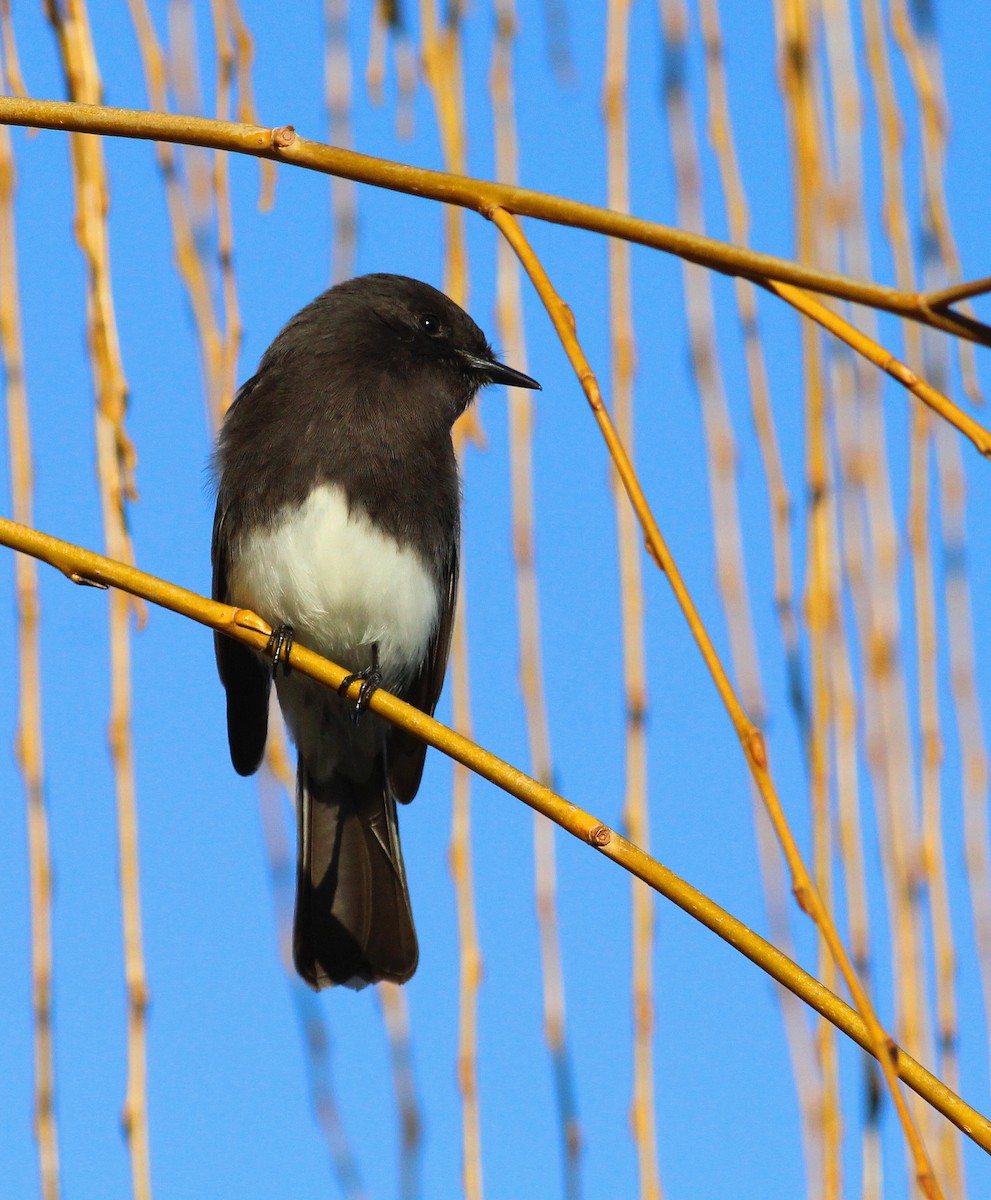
338, 664, 382, 723
266, 623, 295, 678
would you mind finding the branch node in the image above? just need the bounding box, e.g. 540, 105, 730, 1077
747, 728, 768, 770
792, 882, 814, 915
270, 124, 296, 149
885, 357, 918, 388
643, 538, 666, 571
66, 570, 108, 590
588, 824, 612, 847
230, 606, 270, 635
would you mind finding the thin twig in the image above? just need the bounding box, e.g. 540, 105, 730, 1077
325, 0, 357, 282
448, 589, 483, 1200
223, 0, 276, 210
378, 983, 422, 1200
761, 279, 991, 458
0, 0, 26, 99
256, 755, 368, 1200
490, 3, 581, 1192
44, 5, 152, 1196
697, 2, 821, 1190
0, 73, 60, 1200
890, 0, 983, 404
124, 0, 226, 430
921, 275, 991, 313
936, 416, 991, 1102
819, 2, 894, 1187
910, 396, 965, 1194
772, 4, 844, 1184
604, 3, 660, 1196
208, 0, 242, 418
419, 7, 483, 1194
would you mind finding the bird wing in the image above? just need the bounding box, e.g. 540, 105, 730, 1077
212, 499, 272, 777
386, 538, 459, 804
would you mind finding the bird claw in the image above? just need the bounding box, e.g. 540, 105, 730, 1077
266, 623, 295, 678
338, 664, 382, 724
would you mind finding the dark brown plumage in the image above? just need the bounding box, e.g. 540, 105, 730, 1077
211, 274, 539, 989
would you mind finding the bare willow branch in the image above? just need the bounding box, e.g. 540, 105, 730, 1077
697, 0, 821, 1189
366, 1, 417, 140
1, 95, 989, 346
44, 5, 151, 1195
914, 118, 966, 1197
911, 399, 965, 1194
490, 3, 581, 1192
819, 1, 900, 1186
130, 11, 351, 1179
418, 8, 482, 1193
542, 0, 576, 85
325, 0, 357, 282
447, 587, 483, 1200
604, 3, 660, 1196
935, 405, 988, 1070
256, 762, 367, 1200
124, 0, 228, 429
365, 0, 389, 105
889, 0, 983, 405
487, 206, 945, 1198
223, 0, 276, 209
377, 983, 422, 1200
1, 513, 990, 1152
168, 1, 212, 229
762, 279, 991, 458
853, 2, 952, 1177
0, 0, 26, 99
894, 5, 988, 1174
921, 276, 991, 312
773, 3, 846, 1191
0, 69, 59, 1200
936, 416, 991, 1079
208, 0, 242, 418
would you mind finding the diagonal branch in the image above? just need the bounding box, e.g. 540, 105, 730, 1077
919, 274, 991, 312
486, 206, 944, 1196
0, 93, 989, 346
1, 514, 990, 1154
762, 278, 991, 458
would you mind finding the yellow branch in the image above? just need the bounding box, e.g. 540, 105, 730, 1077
763, 278, 991, 458
0, 93, 988, 346
488, 205, 948, 1198
2, 512, 991, 1154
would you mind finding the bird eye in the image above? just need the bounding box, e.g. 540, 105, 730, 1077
419, 312, 442, 336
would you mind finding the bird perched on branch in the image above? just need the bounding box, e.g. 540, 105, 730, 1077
211, 273, 540, 989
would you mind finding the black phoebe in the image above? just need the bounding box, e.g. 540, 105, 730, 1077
211, 274, 540, 989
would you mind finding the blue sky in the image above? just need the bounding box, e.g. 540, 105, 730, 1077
2, 2, 991, 1197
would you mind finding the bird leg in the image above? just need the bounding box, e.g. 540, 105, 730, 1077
266, 623, 295, 678
338, 644, 382, 723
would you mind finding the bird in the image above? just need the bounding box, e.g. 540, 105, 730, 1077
211, 273, 540, 989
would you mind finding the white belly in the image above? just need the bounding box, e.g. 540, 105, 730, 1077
228, 482, 440, 687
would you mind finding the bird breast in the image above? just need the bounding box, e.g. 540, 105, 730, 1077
228, 482, 440, 688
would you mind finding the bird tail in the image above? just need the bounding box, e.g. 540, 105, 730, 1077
293, 759, 419, 989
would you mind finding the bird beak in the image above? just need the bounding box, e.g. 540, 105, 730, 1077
460, 351, 541, 391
